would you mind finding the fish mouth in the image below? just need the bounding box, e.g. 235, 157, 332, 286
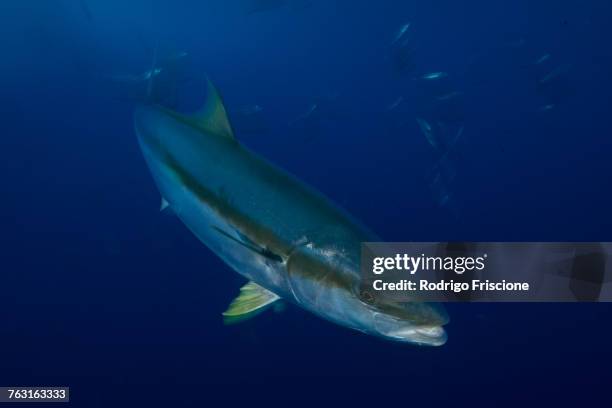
388, 325, 447, 346
372, 305, 448, 346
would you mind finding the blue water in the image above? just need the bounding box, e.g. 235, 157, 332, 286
2, 1, 611, 406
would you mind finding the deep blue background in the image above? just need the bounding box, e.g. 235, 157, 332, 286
1, 1, 612, 406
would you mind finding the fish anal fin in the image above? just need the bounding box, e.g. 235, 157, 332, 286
160, 197, 170, 212
222, 281, 280, 325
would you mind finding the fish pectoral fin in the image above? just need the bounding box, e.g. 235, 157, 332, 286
222, 281, 280, 325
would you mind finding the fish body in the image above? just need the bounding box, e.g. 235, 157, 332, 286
386, 96, 404, 111
535, 53, 550, 65
539, 104, 555, 112
134, 80, 448, 345
416, 117, 439, 149
421, 72, 448, 80
436, 91, 462, 101
539, 65, 566, 84
391, 23, 411, 45
143, 67, 163, 81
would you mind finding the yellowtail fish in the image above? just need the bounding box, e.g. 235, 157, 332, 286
134, 79, 448, 345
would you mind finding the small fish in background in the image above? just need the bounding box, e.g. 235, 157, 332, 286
420, 72, 448, 81
414, 67, 465, 126
435, 189, 453, 208
416, 117, 439, 149
538, 104, 555, 112
103, 48, 191, 107
427, 146, 462, 212
289, 103, 318, 127
534, 53, 551, 65
144, 67, 164, 81
386, 96, 404, 111
436, 91, 462, 101
110, 66, 164, 84
288, 102, 328, 139
538, 65, 567, 85
429, 169, 455, 208
452, 125, 464, 147
428, 124, 464, 154
431, 151, 457, 186
389, 22, 418, 75
289, 92, 342, 136
533, 60, 574, 110
391, 23, 411, 45
415, 114, 465, 212
384, 96, 413, 132
417, 117, 465, 153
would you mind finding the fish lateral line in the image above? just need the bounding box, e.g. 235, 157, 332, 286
211, 225, 283, 263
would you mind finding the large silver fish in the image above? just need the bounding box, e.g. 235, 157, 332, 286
134, 79, 448, 345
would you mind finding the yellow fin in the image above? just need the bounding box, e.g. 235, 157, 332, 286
222, 281, 280, 325
188, 78, 234, 139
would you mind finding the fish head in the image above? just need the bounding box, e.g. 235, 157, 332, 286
360, 296, 449, 346
287, 243, 448, 346
348, 269, 448, 345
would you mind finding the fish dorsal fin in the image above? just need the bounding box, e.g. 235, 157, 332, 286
222, 281, 280, 325
187, 78, 235, 139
